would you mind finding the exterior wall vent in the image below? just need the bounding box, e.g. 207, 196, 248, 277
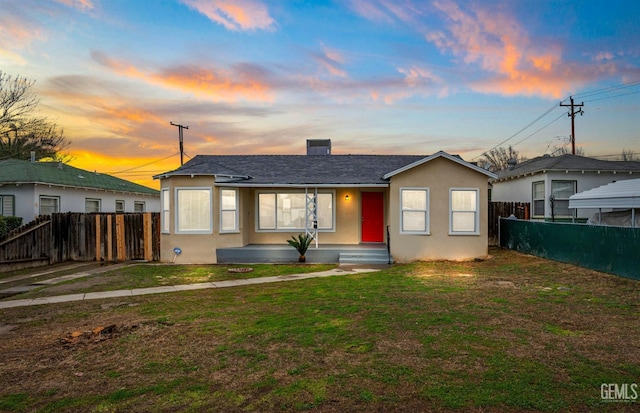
307, 139, 331, 155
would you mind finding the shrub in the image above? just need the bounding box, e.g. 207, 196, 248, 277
0, 216, 23, 238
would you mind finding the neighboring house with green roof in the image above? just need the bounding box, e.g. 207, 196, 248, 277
0, 158, 160, 223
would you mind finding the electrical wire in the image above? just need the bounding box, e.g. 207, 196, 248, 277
106, 152, 179, 175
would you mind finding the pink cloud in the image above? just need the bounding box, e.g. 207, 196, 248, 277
313, 45, 348, 78
427, 1, 571, 98
54, 0, 95, 11
92, 51, 273, 102
181, 0, 275, 31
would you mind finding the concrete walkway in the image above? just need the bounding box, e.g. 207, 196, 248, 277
0, 267, 379, 309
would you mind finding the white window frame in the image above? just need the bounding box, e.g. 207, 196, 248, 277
551, 180, 576, 218
175, 187, 213, 234
161, 188, 170, 234
256, 190, 335, 232
39, 195, 60, 216
0, 195, 15, 216
220, 188, 239, 233
449, 188, 480, 235
115, 200, 125, 213
85, 198, 101, 213
532, 181, 545, 217
400, 187, 430, 234
134, 201, 145, 213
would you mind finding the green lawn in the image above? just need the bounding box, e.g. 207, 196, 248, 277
0, 248, 638, 412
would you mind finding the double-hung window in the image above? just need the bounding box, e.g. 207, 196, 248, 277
161, 188, 170, 233
257, 191, 334, 231
0, 195, 14, 216
40, 196, 59, 215
220, 189, 238, 232
551, 180, 576, 217
532, 181, 545, 217
400, 188, 429, 234
115, 200, 125, 213
176, 188, 212, 233
85, 198, 101, 213
450, 189, 479, 235
134, 201, 145, 212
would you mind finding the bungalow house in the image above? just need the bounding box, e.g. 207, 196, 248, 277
154, 143, 497, 264
491, 154, 640, 221
0, 158, 160, 223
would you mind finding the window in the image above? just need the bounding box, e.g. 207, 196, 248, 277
85, 198, 101, 213
176, 188, 212, 233
40, 196, 59, 215
257, 191, 334, 231
532, 181, 545, 216
161, 189, 170, 233
115, 200, 125, 213
0, 195, 14, 216
400, 188, 429, 233
134, 201, 145, 212
551, 180, 576, 217
220, 189, 238, 232
450, 189, 479, 235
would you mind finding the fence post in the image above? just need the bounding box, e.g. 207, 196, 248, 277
106, 215, 113, 261
143, 213, 153, 261
116, 214, 126, 261
95, 215, 101, 262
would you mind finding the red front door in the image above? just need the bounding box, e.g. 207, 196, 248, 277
361, 192, 384, 243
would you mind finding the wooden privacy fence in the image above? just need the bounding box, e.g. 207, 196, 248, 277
0, 212, 160, 272
488, 202, 530, 246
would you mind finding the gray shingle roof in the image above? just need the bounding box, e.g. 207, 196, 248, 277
494, 154, 640, 182
157, 152, 496, 185
0, 159, 159, 195
157, 154, 438, 185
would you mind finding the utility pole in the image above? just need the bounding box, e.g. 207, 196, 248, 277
170, 122, 189, 166
559, 96, 584, 155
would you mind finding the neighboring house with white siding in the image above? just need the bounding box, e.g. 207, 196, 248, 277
491, 154, 640, 221
0, 158, 160, 223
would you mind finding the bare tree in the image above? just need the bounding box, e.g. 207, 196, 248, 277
549, 145, 585, 156
478, 146, 526, 171
621, 149, 639, 161
0, 71, 70, 161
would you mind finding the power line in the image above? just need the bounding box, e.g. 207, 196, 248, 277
106, 152, 179, 175
472, 101, 561, 159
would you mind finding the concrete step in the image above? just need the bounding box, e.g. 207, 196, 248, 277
339, 250, 392, 265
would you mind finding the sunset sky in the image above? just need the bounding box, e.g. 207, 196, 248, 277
2, 0, 639, 189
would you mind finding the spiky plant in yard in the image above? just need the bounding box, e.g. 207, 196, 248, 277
287, 233, 313, 262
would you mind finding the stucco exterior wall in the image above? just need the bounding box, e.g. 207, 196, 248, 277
388, 157, 490, 261
158, 174, 383, 263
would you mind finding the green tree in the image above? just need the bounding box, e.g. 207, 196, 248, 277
0, 71, 70, 161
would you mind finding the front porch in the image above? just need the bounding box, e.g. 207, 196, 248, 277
216, 244, 391, 265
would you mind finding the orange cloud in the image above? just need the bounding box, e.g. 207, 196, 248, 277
92, 51, 273, 102
428, 1, 568, 98
181, 0, 275, 31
